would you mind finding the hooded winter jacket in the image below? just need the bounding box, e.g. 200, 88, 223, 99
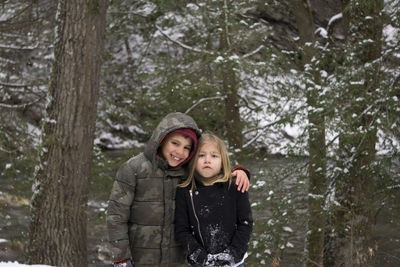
175, 175, 253, 266
107, 112, 201, 267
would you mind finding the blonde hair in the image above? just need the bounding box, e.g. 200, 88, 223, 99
179, 132, 232, 190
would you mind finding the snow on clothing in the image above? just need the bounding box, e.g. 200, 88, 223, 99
106, 112, 201, 267
175, 175, 253, 266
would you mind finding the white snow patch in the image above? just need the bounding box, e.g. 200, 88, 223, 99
0, 263, 53, 267
283, 226, 294, 233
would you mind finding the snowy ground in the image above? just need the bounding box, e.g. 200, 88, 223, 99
0, 263, 52, 267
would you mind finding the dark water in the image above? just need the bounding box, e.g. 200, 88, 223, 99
1, 156, 399, 266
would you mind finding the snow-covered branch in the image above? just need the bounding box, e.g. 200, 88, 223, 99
108, 11, 148, 18
185, 96, 225, 114
243, 129, 264, 148
155, 25, 214, 55
327, 13, 343, 37
0, 100, 39, 109
0, 82, 27, 88
242, 118, 290, 148
242, 45, 264, 58
328, 13, 343, 28
0, 43, 39, 50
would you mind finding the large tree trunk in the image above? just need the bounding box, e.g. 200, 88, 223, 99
218, 0, 243, 149
28, 1, 107, 266
291, 1, 326, 266
333, 0, 383, 266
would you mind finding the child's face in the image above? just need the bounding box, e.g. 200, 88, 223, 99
161, 133, 192, 167
196, 142, 222, 178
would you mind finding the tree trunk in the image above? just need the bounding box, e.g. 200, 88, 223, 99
291, 1, 326, 266
28, 1, 107, 266
218, 0, 243, 149
333, 0, 383, 266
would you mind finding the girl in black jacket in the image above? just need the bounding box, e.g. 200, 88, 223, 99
175, 133, 253, 266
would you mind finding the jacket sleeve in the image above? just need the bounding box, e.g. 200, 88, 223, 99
233, 165, 251, 181
106, 159, 137, 261
174, 187, 208, 266
226, 189, 253, 263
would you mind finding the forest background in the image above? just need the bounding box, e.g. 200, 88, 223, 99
0, 0, 399, 266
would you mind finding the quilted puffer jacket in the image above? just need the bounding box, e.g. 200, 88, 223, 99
106, 112, 200, 267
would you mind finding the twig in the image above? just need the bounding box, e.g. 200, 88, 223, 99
0, 82, 27, 88
242, 45, 264, 58
0, 99, 39, 109
378, 250, 400, 262
0, 146, 15, 154
0, 43, 39, 50
155, 25, 214, 55
305, 256, 323, 267
185, 96, 225, 114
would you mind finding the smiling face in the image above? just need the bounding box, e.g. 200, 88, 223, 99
195, 142, 222, 179
160, 133, 192, 167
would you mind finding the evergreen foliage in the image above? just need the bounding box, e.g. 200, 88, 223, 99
0, 0, 399, 265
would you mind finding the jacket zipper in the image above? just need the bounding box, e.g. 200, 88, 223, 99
189, 190, 205, 247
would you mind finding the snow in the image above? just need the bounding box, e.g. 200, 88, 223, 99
135, 2, 157, 16
1, 1, 399, 266
328, 13, 343, 27
315, 27, 328, 38
186, 3, 199, 11
283, 226, 294, 233
383, 24, 399, 43
0, 263, 52, 267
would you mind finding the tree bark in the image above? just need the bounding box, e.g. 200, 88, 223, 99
218, 0, 243, 149
291, 1, 326, 266
28, 1, 107, 266
333, 0, 383, 266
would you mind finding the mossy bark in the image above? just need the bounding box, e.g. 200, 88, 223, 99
28, 1, 108, 266
291, 1, 327, 266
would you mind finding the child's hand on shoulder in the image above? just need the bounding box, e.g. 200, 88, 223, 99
232, 169, 250, 192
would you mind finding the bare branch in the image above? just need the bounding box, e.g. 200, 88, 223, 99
242, 118, 288, 148
242, 45, 264, 58
0, 99, 39, 109
0, 146, 16, 154
134, 28, 157, 74
185, 96, 225, 114
243, 129, 264, 148
327, 13, 343, 37
0, 82, 28, 88
155, 25, 214, 55
243, 101, 306, 148
107, 11, 148, 19
0, 43, 39, 50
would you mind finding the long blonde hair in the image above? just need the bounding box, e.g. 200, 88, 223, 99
179, 132, 232, 191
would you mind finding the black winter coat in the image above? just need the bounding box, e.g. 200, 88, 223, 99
175, 177, 253, 266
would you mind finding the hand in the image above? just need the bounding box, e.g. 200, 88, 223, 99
206, 252, 235, 266
231, 169, 250, 192
112, 259, 134, 267
189, 248, 208, 266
